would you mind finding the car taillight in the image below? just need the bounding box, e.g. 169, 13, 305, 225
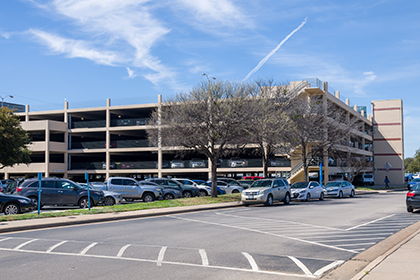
407, 192, 415, 197
16, 187, 22, 193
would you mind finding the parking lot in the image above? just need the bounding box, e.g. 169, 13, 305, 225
0, 191, 417, 279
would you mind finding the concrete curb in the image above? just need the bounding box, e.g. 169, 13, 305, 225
0, 201, 243, 233
321, 219, 420, 280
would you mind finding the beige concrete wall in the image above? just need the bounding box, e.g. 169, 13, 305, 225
372, 99, 404, 185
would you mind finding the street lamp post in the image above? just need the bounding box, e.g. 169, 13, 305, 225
0, 95, 14, 107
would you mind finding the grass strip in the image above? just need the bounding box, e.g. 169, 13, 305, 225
0, 194, 241, 222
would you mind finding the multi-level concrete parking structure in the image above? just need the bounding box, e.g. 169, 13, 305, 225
0, 79, 404, 185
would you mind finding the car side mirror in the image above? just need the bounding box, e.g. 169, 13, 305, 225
309, 186, 314, 189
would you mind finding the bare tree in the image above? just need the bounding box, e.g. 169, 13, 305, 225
242, 79, 291, 177
147, 80, 258, 197
284, 94, 358, 182
331, 151, 373, 183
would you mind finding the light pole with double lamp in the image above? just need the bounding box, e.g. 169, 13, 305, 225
0, 95, 14, 107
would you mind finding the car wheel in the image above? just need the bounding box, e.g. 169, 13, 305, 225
78, 197, 90, 208
104, 196, 115, 206
265, 194, 274, 206
319, 192, 324, 201
407, 206, 414, 213
164, 193, 174, 200
338, 191, 343, 198
29, 196, 39, 208
143, 193, 155, 202
305, 193, 311, 202
4, 203, 20, 215
350, 190, 355, 197
183, 191, 192, 198
283, 193, 291, 205
232, 189, 240, 194
242, 202, 249, 207
198, 190, 207, 197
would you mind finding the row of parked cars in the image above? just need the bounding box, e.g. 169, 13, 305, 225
241, 179, 356, 206
0, 175, 356, 215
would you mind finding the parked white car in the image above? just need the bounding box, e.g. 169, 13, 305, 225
324, 181, 355, 198
291, 181, 325, 201
214, 180, 244, 194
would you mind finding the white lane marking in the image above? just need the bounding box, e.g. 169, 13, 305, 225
199, 249, 209, 266
216, 212, 343, 231
314, 260, 344, 277
157, 246, 167, 266
170, 216, 357, 253
117, 244, 131, 258
242, 252, 259, 271
46, 240, 67, 253
0, 237, 12, 243
288, 256, 312, 276
14, 239, 38, 250
338, 242, 376, 247
301, 232, 392, 239
320, 237, 385, 242
0, 247, 316, 278
80, 242, 98, 255
345, 214, 395, 231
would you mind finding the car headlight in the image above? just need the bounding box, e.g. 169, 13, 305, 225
18, 199, 29, 204
175, 191, 180, 194
258, 190, 266, 195
155, 188, 161, 191
114, 195, 122, 199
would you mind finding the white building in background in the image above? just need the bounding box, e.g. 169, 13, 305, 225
0, 79, 404, 185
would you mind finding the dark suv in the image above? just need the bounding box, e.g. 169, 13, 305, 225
16, 178, 105, 208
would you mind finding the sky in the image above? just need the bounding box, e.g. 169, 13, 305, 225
0, 0, 419, 157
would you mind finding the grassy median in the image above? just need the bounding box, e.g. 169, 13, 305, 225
0, 194, 242, 222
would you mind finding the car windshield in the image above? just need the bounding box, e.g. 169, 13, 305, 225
411, 183, 420, 190
79, 184, 100, 191
325, 182, 341, 187
412, 178, 420, 182
291, 182, 308, 189
250, 180, 272, 188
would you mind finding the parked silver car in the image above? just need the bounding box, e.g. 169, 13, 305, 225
79, 183, 123, 206
291, 181, 325, 201
324, 181, 355, 198
104, 177, 162, 202
241, 178, 291, 206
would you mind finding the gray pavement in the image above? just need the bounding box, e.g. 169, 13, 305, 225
1, 186, 418, 279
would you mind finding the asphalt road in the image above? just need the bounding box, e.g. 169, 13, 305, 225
0, 191, 418, 280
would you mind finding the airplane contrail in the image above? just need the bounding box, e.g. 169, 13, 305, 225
243, 17, 308, 81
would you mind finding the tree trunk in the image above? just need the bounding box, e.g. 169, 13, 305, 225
211, 158, 218, 198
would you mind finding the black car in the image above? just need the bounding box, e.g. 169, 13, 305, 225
0, 192, 34, 215
16, 178, 105, 208
407, 183, 420, 212
139, 181, 182, 200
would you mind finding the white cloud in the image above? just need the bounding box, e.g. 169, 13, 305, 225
126, 67, 137, 79
353, 71, 377, 95
28, 0, 175, 87
29, 29, 121, 65
174, 0, 252, 30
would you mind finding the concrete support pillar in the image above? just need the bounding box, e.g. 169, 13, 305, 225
346, 99, 350, 106
158, 95, 162, 178
45, 121, 50, 177
25, 105, 30, 122
335, 91, 340, 99
106, 98, 111, 179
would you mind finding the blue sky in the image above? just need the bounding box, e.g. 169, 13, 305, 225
0, 0, 419, 157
